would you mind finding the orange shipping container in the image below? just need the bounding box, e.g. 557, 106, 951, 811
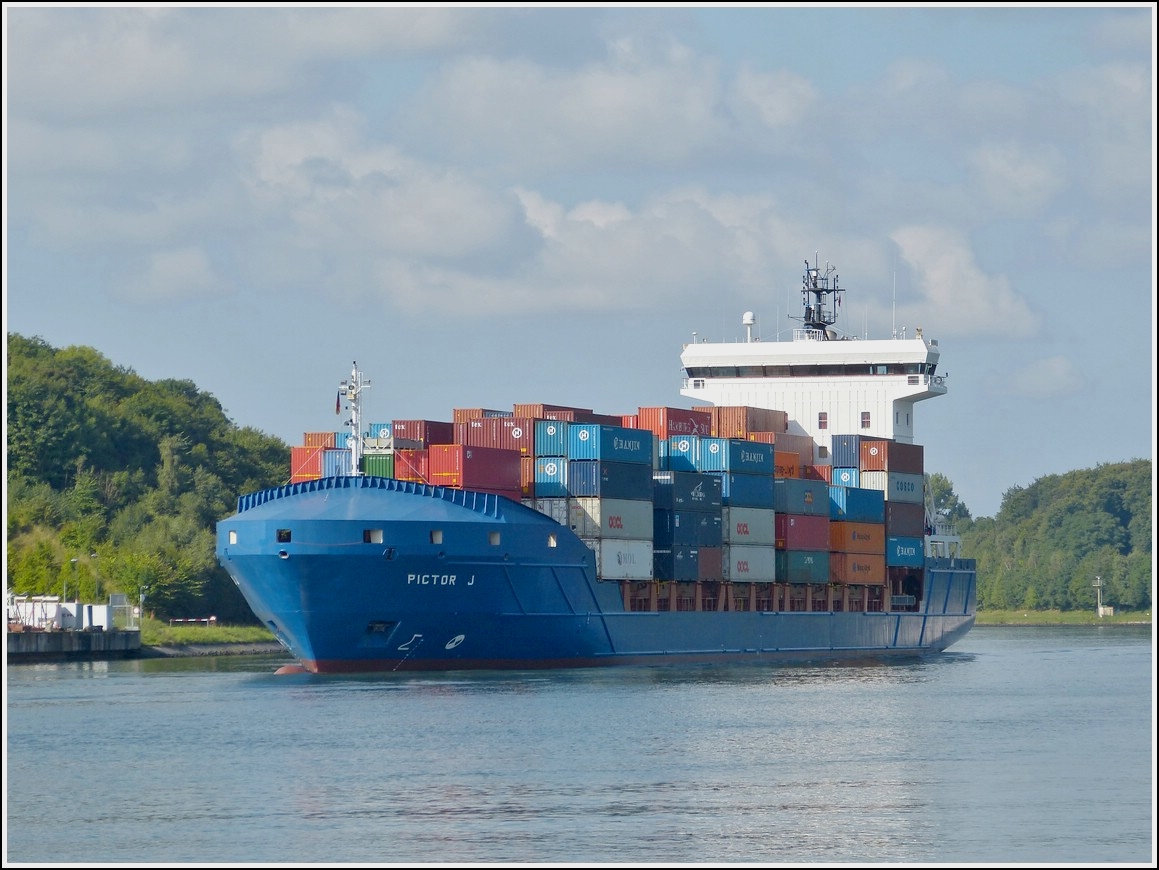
803, 464, 832, 483
520, 456, 536, 498
303, 431, 336, 449
774, 451, 800, 478
709, 406, 789, 438
829, 552, 886, 584
513, 403, 593, 420
829, 521, 886, 554
453, 408, 510, 423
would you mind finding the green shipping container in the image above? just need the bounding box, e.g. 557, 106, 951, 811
775, 549, 830, 584
361, 453, 395, 478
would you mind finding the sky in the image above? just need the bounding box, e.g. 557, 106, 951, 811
3, 4, 1155, 519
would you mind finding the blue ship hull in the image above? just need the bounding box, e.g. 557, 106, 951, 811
216, 476, 976, 674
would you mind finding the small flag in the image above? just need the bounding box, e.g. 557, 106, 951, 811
336, 391, 341, 415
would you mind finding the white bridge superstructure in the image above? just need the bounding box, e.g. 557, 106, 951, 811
680, 258, 947, 466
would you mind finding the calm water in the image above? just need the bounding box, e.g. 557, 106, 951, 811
4, 625, 1154, 865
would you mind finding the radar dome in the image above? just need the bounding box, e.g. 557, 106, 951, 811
742, 311, 755, 326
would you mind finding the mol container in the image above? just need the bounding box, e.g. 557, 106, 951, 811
586, 538, 653, 581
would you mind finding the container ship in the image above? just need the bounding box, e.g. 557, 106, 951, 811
215, 257, 976, 673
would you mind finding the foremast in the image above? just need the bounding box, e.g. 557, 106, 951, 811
339, 362, 370, 476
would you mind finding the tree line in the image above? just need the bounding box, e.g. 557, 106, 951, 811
5, 333, 1152, 620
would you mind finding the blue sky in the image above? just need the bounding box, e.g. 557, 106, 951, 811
4, 5, 1155, 518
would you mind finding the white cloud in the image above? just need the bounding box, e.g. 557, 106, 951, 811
891, 226, 1039, 339
967, 141, 1066, 214
1004, 355, 1087, 399
113, 247, 227, 303
729, 66, 818, 129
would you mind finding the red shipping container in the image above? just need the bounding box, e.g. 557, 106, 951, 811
394, 449, 429, 483
698, 547, 723, 582
453, 408, 509, 423
467, 417, 537, 454
885, 501, 925, 537
513, 403, 592, 419
637, 406, 712, 439
775, 513, 830, 550
391, 419, 454, 447
581, 412, 624, 426
803, 464, 832, 483
621, 414, 638, 429
427, 444, 521, 491
860, 440, 924, 474
290, 445, 325, 480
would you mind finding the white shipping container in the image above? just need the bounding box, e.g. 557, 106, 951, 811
533, 498, 570, 525
721, 506, 777, 545
722, 544, 777, 582
584, 538, 654, 580
569, 497, 653, 540
858, 471, 925, 504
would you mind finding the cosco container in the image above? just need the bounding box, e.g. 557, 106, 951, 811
859, 471, 925, 504
772, 478, 829, 516
721, 506, 776, 545
569, 497, 653, 540
886, 536, 925, 568
652, 470, 722, 513
567, 424, 653, 464
722, 544, 777, 582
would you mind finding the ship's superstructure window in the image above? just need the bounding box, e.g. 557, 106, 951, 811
860, 412, 871, 429
364, 529, 384, 544
228, 531, 238, 545
684, 361, 930, 380
276, 529, 291, 543
430, 530, 443, 545
818, 412, 828, 430
488, 531, 501, 546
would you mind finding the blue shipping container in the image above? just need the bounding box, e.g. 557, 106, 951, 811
534, 457, 568, 498
567, 460, 653, 500
886, 536, 925, 568
773, 478, 830, 516
322, 448, 352, 477
665, 435, 699, 472
568, 425, 653, 464
828, 485, 886, 523
652, 471, 723, 513
831, 466, 859, 487
366, 422, 393, 439
831, 435, 861, 469
695, 438, 775, 475
534, 420, 569, 457
709, 472, 775, 508
653, 546, 700, 581
654, 510, 723, 547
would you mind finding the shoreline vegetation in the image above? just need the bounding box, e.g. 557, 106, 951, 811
137, 609, 1152, 657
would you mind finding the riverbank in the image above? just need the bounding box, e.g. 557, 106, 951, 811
974, 609, 1151, 626
139, 641, 286, 658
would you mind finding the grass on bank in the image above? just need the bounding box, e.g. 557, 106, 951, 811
137, 608, 1152, 645
974, 608, 1151, 626
139, 616, 276, 647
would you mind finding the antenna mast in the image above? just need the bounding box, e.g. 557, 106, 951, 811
795, 254, 844, 338
339, 362, 370, 476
